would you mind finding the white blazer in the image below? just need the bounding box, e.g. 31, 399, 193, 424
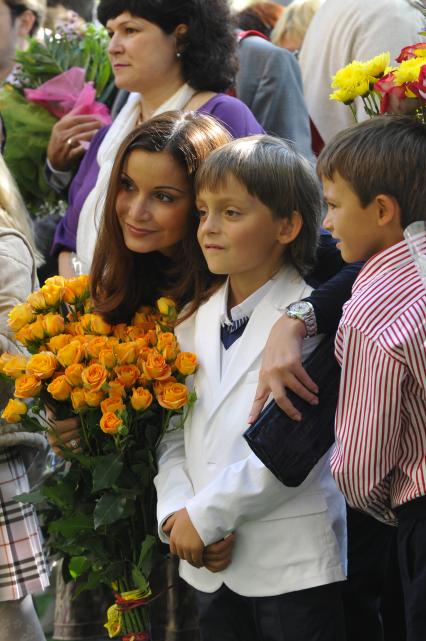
155, 266, 346, 597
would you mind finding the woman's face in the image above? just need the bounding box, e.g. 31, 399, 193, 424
116, 149, 193, 256
106, 11, 184, 94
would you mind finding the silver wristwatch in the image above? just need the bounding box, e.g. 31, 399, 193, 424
285, 301, 317, 337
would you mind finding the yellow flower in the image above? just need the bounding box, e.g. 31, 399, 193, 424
113, 324, 128, 341
47, 375, 72, 401
62, 275, 90, 304
48, 334, 72, 353
363, 52, 390, 78
71, 387, 87, 411
104, 603, 122, 638
14, 325, 34, 348
90, 314, 112, 336
143, 351, 171, 381
43, 313, 65, 337
28, 318, 46, 342
156, 382, 189, 410
156, 332, 177, 353
57, 341, 84, 368
0, 352, 13, 373
131, 387, 153, 411
40, 283, 62, 307
84, 388, 105, 407
3, 354, 28, 378
44, 275, 66, 288
8, 303, 35, 332
175, 352, 197, 376
65, 363, 85, 387
394, 58, 425, 86
81, 364, 108, 391
2, 399, 27, 423
14, 374, 42, 398
27, 290, 48, 312
100, 412, 123, 435
101, 396, 124, 414
108, 380, 126, 399
156, 296, 177, 318
331, 60, 370, 101
26, 352, 58, 380
114, 342, 137, 365
114, 364, 140, 389
98, 347, 116, 370
85, 336, 109, 359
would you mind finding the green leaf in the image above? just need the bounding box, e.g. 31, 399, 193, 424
69, 556, 91, 580
49, 513, 93, 537
137, 535, 156, 577
93, 493, 127, 529
74, 570, 104, 597
43, 482, 74, 511
92, 454, 123, 493
14, 489, 45, 504
131, 566, 149, 593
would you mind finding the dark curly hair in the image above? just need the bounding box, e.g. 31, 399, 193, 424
97, 0, 239, 92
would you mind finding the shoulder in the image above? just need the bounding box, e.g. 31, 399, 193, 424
200, 93, 264, 137
0, 226, 33, 270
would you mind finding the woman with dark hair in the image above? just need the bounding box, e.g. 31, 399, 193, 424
50, 0, 263, 277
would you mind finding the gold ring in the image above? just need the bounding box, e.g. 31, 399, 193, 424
67, 137, 73, 147
69, 438, 79, 449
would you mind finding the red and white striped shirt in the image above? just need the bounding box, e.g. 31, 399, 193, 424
330, 238, 426, 525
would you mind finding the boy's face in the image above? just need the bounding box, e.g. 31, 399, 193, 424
323, 172, 389, 263
196, 175, 295, 292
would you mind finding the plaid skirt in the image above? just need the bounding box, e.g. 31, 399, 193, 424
0, 448, 49, 601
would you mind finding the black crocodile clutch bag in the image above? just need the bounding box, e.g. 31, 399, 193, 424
243, 336, 340, 487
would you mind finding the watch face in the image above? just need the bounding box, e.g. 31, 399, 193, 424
290, 302, 310, 315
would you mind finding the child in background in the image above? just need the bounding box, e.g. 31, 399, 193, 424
317, 116, 426, 641
155, 135, 347, 641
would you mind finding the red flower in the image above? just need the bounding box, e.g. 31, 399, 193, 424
374, 72, 422, 114
396, 43, 426, 63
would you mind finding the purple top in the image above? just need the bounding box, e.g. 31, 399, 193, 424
52, 93, 264, 254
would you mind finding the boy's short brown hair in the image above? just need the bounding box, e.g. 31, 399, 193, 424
195, 135, 322, 275
317, 115, 426, 229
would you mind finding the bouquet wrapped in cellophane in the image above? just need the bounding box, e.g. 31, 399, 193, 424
0, 275, 197, 641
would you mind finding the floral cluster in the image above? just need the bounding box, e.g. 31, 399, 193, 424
0, 275, 197, 640
1, 275, 196, 431
329, 44, 426, 122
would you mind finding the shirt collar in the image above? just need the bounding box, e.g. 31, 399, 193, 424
220, 271, 279, 327
353, 236, 426, 293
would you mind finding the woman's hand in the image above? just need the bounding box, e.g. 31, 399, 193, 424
46, 409, 82, 456
47, 113, 101, 172
58, 251, 77, 278
248, 316, 319, 423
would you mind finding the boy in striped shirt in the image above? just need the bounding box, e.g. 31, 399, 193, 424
317, 115, 426, 641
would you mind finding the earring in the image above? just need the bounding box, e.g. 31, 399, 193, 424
176, 51, 182, 59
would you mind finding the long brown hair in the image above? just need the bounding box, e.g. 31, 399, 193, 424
90, 110, 231, 324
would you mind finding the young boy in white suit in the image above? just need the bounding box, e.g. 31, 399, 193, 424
155, 136, 347, 641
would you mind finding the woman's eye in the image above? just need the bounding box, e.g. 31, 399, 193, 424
125, 27, 138, 34
155, 192, 173, 203
107, 30, 113, 39
119, 176, 134, 191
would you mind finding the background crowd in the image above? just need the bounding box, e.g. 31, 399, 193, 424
0, 1, 425, 641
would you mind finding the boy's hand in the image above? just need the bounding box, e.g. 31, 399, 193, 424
167, 508, 204, 568
203, 534, 236, 573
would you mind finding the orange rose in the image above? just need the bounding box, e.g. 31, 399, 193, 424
71, 387, 87, 411
44, 275, 66, 288
114, 342, 137, 365
27, 291, 48, 312
144, 330, 158, 347
40, 284, 62, 308
162, 343, 179, 362
81, 363, 108, 391
153, 376, 177, 396
84, 389, 105, 407
130, 387, 153, 411
66, 321, 84, 336
156, 297, 177, 318
14, 325, 33, 348
100, 412, 123, 435
113, 324, 128, 341
1, 398, 27, 423
143, 352, 171, 381
26, 352, 58, 380
8, 303, 35, 332
115, 364, 140, 389
65, 363, 84, 387
156, 332, 177, 352
47, 375, 72, 401
62, 275, 90, 304
57, 341, 84, 368
99, 348, 116, 370
157, 382, 188, 410
43, 313, 65, 337
90, 314, 112, 336
86, 336, 109, 359
28, 318, 46, 342
3, 354, 28, 378
175, 352, 197, 376
108, 380, 126, 399
48, 333, 72, 353
126, 326, 147, 341
15, 374, 42, 398
101, 396, 124, 414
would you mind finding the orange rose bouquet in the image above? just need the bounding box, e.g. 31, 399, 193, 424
0, 277, 197, 641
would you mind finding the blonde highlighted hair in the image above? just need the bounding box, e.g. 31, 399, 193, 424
271, 0, 320, 51
0, 155, 43, 265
